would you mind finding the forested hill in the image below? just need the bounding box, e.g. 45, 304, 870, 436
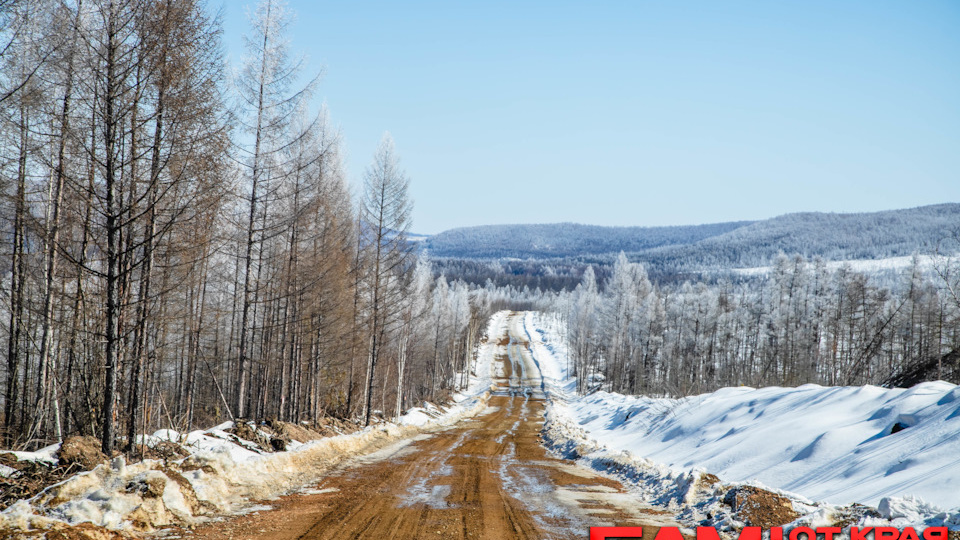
422, 221, 754, 259
643, 203, 960, 272
424, 204, 960, 269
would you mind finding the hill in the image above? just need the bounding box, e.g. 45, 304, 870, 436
422, 221, 754, 259
425, 204, 960, 269
422, 204, 960, 288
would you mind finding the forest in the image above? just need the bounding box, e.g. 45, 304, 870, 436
426, 204, 960, 276
555, 250, 960, 396
0, 0, 490, 454
2, 0, 958, 459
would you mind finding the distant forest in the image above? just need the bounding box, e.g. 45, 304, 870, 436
426, 206, 960, 396
553, 251, 960, 397
427, 204, 960, 289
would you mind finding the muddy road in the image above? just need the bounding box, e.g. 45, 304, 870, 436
185, 313, 678, 540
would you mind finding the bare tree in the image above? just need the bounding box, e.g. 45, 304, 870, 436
359, 133, 412, 426
233, 0, 318, 419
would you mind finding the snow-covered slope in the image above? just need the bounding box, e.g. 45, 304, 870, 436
562, 384, 960, 508
524, 311, 960, 528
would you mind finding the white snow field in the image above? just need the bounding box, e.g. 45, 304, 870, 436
524, 311, 960, 531
0, 313, 507, 533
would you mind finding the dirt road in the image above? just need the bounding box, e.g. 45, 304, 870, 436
185, 313, 679, 540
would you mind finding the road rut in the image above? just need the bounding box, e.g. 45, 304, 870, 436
184, 313, 679, 540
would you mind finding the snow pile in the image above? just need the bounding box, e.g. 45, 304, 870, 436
0, 445, 60, 480
524, 311, 960, 531
564, 383, 960, 509
1, 446, 59, 469
465, 310, 509, 394
0, 394, 490, 535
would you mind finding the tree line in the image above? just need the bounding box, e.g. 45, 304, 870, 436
0, 0, 487, 454
558, 250, 960, 397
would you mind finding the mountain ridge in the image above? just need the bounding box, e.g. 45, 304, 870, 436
421, 203, 960, 275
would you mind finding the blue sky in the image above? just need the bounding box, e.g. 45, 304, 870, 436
218, 1, 960, 234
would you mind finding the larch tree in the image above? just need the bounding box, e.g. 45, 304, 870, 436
233, 0, 319, 419
359, 133, 412, 427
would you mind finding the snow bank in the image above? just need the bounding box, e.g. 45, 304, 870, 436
464, 309, 509, 394
565, 383, 960, 509
524, 311, 960, 531
0, 392, 491, 535
1, 310, 512, 535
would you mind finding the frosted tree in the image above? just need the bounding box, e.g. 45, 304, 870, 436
394, 254, 433, 419
601, 252, 652, 392
569, 266, 600, 391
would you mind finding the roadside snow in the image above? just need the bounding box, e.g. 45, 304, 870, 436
565, 383, 960, 508
524, 311, 960, 531
0, 329, 502, 536
464, 310, 508, 394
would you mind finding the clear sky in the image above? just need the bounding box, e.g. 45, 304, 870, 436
218, 1, 960, 234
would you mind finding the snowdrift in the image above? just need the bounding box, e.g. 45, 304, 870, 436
524, 311, 960, 531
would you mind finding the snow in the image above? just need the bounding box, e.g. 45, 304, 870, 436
1, 383, 492, 534
464, 310, 508, 394
561, 383, 960, 508
733, 254, 942, 276
523, 311, 960, 531
4, 444, 60, 466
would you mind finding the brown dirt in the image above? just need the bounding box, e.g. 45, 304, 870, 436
140, 440, 188, 462
723, 486, 799, 528
179, 313, 681, 540
57, 436, 106, 471
180, 396, 676, 540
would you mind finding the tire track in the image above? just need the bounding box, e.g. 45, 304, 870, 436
184, 312, 680, 540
